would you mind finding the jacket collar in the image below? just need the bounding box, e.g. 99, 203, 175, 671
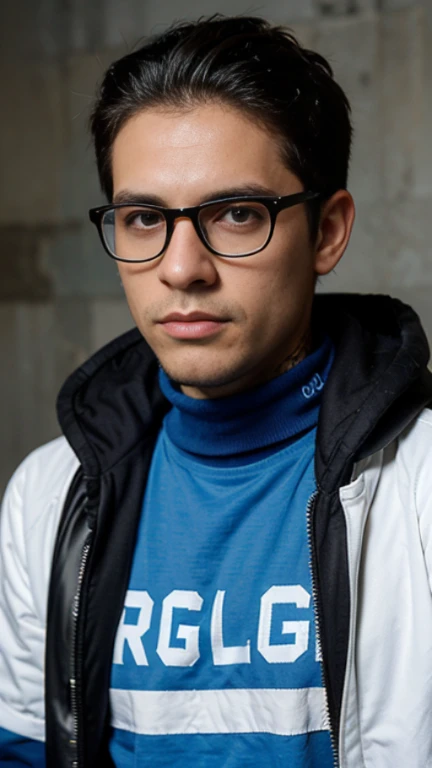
313, 294, 432, 491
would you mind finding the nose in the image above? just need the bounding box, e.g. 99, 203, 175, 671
156, 217, 219, 291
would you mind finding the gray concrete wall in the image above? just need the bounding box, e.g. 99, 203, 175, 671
1, 0, 431, 491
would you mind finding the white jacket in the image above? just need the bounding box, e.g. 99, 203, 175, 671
1, 408, 432, 767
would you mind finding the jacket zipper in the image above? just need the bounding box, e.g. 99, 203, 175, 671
70, 536, 93, 768
306, 492, 339, 767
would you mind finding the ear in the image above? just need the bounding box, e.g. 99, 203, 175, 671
313, 190, 355, 275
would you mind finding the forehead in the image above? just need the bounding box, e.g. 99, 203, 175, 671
111, 103, 299, 204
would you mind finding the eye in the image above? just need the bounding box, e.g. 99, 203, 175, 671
214, 205, 266, 229
123, 209, 165, 230
223, 206, 262, 224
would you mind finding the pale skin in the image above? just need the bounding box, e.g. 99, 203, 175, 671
111, 102, 355, 399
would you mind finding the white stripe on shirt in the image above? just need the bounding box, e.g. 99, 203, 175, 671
110, 686, 329, 736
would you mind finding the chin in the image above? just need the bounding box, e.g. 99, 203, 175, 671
158, 360, 244, 391
163, 370, 237, 390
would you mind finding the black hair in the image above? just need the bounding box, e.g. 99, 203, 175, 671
90, 15, 353, 239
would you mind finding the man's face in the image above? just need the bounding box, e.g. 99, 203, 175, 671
112, 103, 318, 398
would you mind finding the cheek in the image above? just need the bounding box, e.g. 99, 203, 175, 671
228, 270, 305, 345
117, 265, 153, 320
241, 239, 314, 312
269, 222, 313, 279
238, 243, 315, 337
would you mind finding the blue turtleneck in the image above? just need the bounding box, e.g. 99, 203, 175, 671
158, 332, 334, 464
109, 335, 335, 768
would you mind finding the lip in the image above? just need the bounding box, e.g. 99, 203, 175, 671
159, 311, 227, 323
158, 312, 229, 340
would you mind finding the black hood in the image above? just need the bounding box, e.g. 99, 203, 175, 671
313, 293, 432, 491
57, 293, 432, 490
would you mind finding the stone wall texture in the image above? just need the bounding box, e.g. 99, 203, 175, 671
1, 0, 431, 491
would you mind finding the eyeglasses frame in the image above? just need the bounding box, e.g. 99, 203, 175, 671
88, 190, 321, 263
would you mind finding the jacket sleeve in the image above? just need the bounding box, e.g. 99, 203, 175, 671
0, 457, 47, 747
0, 725, 46, 766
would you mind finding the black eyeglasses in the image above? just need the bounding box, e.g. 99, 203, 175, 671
88, 190, 320, 263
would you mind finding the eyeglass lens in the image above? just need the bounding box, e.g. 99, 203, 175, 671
102, 201, 272, 261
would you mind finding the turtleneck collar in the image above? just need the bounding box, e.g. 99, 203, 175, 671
158, 334, 335, 459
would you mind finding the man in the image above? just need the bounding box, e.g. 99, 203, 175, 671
1, 14, 432, 768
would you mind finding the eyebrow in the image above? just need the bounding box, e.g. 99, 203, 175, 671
112, 184, 280, 206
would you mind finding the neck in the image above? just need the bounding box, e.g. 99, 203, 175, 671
268, 327, 313, 380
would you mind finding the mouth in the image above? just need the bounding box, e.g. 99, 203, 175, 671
157, 312, 230, 340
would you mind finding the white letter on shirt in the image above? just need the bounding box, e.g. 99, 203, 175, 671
211, 590, 251, 665
157, 589, 203, 667
257, 585, 310, 663
113, 590, 154, 665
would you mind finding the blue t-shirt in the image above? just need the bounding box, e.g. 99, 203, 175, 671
109, 338, 335, 767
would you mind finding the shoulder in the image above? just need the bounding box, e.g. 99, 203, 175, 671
395, 407, 432, 482
11, 435, 79, 497
4, 436, 79, 522
392, 409, 432, 579
404, 407, 432, 503
386, 407, 432, 501
401, 406, 432, 440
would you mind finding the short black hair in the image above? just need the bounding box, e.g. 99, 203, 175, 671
90, 15, 353, 239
